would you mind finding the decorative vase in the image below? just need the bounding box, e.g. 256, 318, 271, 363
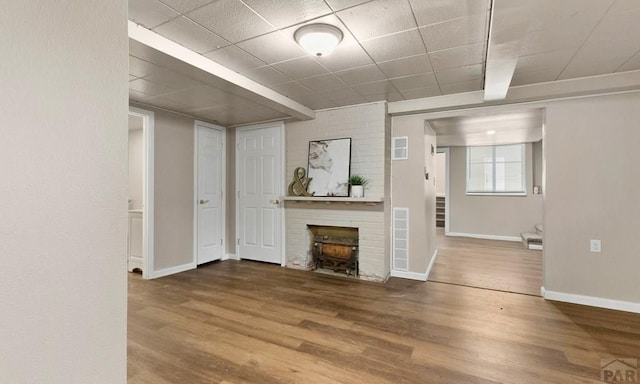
351, 185, 364, 198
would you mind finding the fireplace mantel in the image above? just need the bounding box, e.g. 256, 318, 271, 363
282, 196, 384, 205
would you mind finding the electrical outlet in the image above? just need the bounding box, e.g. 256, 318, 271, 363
590, 239, 601, 253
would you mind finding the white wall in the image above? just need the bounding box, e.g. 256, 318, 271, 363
448, 143, 543, 238
0, 1, 128, 383
284, 102, 391, 281
391, 115, 437, 278
544, 91, 640, 306
128, 127, 144, 209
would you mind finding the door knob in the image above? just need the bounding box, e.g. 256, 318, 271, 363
199, 199, 210, 204
270, 199, 280, 205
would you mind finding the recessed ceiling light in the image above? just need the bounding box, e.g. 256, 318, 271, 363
486, 130, 496, 135
294, 24, 343, 57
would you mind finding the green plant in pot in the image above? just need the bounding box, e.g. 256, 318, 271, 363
348, 174, 369, 198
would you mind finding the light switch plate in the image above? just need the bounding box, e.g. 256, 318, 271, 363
590, 239, 601, 253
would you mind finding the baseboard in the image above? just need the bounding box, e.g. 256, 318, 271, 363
223, 253, 238, 261
541, 286, 640, 314
390, 249, 437, 282
425, 249, 438, 281
150, 262, 196, 279
446, 232, 521, 242
390, 270, 427, 281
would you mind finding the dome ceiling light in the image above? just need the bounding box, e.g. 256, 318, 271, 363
294, 24, 343, 57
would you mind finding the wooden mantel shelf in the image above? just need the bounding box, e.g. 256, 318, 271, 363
281, 196, 384, 205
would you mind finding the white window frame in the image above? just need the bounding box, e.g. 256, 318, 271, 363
466, 143, 527, 196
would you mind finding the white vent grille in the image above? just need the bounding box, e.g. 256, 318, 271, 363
392, 208, 409, 271
392, 136, 408, 160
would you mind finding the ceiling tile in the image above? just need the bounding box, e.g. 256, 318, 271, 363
366, 91, 404, 102
142, 69, 202, 89
269, 81, 313, 99
242, 66, 291, 86
236, 31, 307, 64
511, 69, 560, 86
527, 0, 611, 33
129, 0, 179, 29
515, 50, 574, 74
619, 50, 640, 72
153, 16, 228, 53
377, 54, 432, 78
361, 29, 426, 62
608, 0, 640, 14
160, 86, 227, 109
351, 80, 398, 96
204, 46, 265, 72
325, 0, 372, 11
297, 73, 349, 92
315, 43, 374, 72
435, 64, 483, 84
271, 56, 329, 80
337, 0, 417, 41
129, 78, 176, 96
334, 64, 387, 85
390, 73, 438, 91
129, 89, 153, 102
242, 0, 332, 29
143, 95, 191, 110
519, 23, 593, 56
420, 13, 488, 52
409, 0, 490, 27
440, 79, 483, 94
399, 86, 441, 99
241, 66, 292, 86
158, 0, 213, 13
428, 42, 485, 71
186, 0, 275, 43
129, 55, 164, 78
129, 74, 138, 81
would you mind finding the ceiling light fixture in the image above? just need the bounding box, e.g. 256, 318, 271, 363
486, 130, 496, 135
294, 23, 343, 57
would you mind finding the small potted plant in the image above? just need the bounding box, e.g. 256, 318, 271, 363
348, 174, 369, 198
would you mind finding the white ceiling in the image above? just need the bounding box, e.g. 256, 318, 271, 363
429, 109, 543, 147
128, 0, 640, 126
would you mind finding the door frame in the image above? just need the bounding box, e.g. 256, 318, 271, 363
235, 121, 286, 266
436, 147, 450, 233
193, 120, 227, 265
128, 106, 154, 279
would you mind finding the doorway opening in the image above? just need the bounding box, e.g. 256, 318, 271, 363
128, 106, 154, 279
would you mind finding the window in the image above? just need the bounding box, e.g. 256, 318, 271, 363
467, 143, 526, 195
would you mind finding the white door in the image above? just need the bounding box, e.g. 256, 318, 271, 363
237, 123, 283, 264
196, 124, 225, 265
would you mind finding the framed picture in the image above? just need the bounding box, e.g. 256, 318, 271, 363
307, 138, 351, 197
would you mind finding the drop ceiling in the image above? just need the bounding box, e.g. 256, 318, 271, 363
128, 0, 640, 126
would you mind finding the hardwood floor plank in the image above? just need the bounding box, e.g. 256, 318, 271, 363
128, 260, 640, 383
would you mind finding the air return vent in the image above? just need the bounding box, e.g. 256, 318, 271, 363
392, 136, 408, 160
392, 208, 409, 271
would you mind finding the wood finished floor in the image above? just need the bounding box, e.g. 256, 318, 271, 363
128, 261, 640, 384
430, 228, 543, 296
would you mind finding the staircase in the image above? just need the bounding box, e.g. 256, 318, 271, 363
521, 223, 543, 250
436, 196, 445, 228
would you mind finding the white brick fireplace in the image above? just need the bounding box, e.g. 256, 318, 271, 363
284, 102, 391, 282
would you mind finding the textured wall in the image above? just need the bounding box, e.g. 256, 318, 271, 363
0, 1, 128, 382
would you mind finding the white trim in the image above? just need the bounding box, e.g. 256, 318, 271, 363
541, 287, 640, 314
150, 262, 196, 279
425, 249, 438, 281
390, 249, 437, 282
436, 147, 450, 233
528, 243, 543, 250
224, 253, 239, 261
129, 106, 155, 280
446, 232, 521, 242
193, 121, 226, 266
390, 270, 427, 281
